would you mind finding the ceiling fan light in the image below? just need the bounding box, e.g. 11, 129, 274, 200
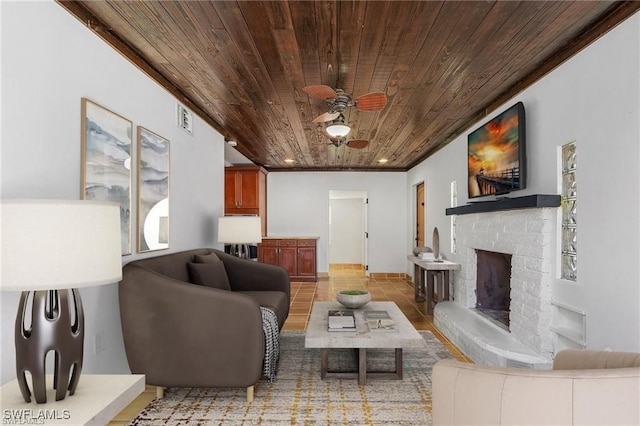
326, 123, 351, 138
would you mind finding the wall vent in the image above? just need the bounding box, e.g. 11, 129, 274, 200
177, 103, 193, 135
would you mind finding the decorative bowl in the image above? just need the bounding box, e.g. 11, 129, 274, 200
336, 290, 371, 309
412, 246, 433, 256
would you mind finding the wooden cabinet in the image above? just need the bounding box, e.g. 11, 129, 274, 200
258, 238, 317, 281
296, 239, 317, 279
224, 166, 267, 235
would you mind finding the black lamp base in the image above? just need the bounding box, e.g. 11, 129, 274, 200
15, 289, 84, 403
228, 243, 251, 259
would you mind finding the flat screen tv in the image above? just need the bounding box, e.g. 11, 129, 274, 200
468, 101, 526, 199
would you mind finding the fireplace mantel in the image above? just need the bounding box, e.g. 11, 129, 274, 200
445, 194, 560, 216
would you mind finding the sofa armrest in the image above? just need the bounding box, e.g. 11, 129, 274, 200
432, 359, 640, 425
216, 250, 290, 299
119, 264, 264, 388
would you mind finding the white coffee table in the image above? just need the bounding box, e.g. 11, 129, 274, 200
305, 301, 426, 385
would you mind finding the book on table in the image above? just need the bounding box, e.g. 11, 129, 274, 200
364, 310, 396, 332
328, 310, 356, 331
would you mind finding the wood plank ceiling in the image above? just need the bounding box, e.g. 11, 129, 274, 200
60, 1, 638, 171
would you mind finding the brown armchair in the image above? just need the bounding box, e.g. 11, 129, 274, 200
118, 249, 290, 402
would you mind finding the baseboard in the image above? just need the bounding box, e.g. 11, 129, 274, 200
369, 272, 411, 280
319, 270, 411, 280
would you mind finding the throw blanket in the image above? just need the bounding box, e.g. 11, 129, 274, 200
260, 307, 280, 382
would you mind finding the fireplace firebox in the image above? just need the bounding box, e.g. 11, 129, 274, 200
475, 249, 512, 329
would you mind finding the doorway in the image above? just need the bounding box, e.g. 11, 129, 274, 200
329, 190, 368, 277
416, 182, 425, 248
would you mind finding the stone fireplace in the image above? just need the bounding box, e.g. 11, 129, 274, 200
436, 198, 559, 368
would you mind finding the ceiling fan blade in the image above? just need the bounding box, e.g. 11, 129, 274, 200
312, 111, 341, 123
303, 85, 338, 101
355, 92, 387, 111
347, 139, 369, 149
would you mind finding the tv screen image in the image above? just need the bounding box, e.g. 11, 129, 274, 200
468, 102, 526, 199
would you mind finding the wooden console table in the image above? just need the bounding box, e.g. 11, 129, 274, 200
407, 256, 460, 314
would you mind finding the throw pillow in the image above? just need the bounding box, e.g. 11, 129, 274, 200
187, 262, 231, 291
193, 252, 221, 264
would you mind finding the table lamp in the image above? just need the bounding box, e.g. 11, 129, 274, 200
217, 215, 261, 259
0, 199, 122, 403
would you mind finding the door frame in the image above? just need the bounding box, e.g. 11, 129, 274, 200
416, 182, 425, 248
328, 190, 369, 275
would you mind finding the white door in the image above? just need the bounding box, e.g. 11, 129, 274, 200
363, 196, 369, 276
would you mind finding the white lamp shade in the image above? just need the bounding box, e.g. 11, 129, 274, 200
217, 216, 261, 244
0, 200, 123, 291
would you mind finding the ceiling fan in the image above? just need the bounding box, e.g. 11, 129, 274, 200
302, 85, 387, 123
304, 85, 386, 149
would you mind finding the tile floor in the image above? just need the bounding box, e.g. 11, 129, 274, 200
109, 264, 470, 424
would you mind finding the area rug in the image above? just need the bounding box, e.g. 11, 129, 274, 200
130, 331, 453, 425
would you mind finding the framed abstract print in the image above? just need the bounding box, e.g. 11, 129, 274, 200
137, 126, 170, 252
81, 98, 132, 255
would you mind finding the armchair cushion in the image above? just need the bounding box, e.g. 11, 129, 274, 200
187, 262, 231, 291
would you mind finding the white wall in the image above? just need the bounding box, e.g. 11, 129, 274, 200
268, 172, 407, 274
330, 198, 364, 264
408, 13, 640, 352
1, 1, 224, 384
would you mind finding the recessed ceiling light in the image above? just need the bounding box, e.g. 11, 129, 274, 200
378, 158, 389, 163
284, 158, 294, 163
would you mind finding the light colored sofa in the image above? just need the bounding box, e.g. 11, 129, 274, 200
433, 349, 640, 425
